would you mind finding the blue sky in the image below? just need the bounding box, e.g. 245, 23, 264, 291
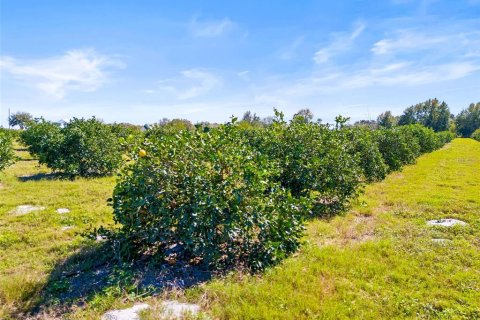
1, 0, 479, 126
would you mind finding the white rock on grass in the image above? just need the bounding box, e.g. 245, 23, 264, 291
61, 226, 73, 231
10, 205, 45, 216
101, 303, 150, 320
161, 301, 201, 318
431, 238, 452, 244
56, 208, 71, 214
427, 219, 467, 227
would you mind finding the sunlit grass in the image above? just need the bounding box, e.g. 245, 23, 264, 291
1, 139, 479, 319
197, 138, 480, 319
0, 144, 116, 318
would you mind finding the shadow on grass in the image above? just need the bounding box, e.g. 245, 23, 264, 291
17, 173, 73, 182
20, 242, 212, 319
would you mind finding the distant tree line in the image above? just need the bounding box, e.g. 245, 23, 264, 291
352, 99, 480, 138
6, 99, 480, 138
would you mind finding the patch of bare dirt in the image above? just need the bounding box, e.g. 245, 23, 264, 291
320, 214, 376, 247
10, 205, 45, 216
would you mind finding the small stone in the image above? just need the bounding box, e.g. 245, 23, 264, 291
10, 205, 45, 216
96, 235, 107, 242
56, 208, 70, 214
432, 238, 452, 244
427, 219, 467, 227
102, 303, 150, 320
161, 300, 200, 318
61, 226, 73, 231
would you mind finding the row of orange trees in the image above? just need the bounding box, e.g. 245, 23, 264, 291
20, 118, 127, 177
15, 114, 455, 270
107, 112, 454, 270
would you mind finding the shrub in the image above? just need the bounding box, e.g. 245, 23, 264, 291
375, 127, 421, 172
110, 121, 305, 270
57, 118, 123, 176
110, 123, 144, 152
472, 129, 480, 142
436, 131, 455, 145
21, 118, 123, 177
20, 119, 63, 167
0, 129, 15, 172
341, 127, 388, 182
251, 113, 364, 216
402, 124, 439, 153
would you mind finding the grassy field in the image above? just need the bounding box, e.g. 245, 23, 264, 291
0, 146, 116, 318
1, 139, 479, 319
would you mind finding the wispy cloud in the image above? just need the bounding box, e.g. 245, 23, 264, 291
0, 49, 123, 99
237, 70, 250, 81
256, 60, 480, 102
340, 61, 479, 88
372, 28, 480, 56
158, 69, 221, 100
279, 36, 305, 60
313, 22, 366, 64
189, 16, 235, 37
372, 31, 446, 55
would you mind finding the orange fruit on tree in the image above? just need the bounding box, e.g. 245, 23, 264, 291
138, 149, 147, 158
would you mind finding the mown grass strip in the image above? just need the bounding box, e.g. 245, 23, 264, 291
196, 139, 480, 319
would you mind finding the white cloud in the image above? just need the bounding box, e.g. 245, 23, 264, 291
313, 22, 366, 64
279, 36, 305, 60
189, 17, 234, 37
341, 62, 479, 88
237, 70, 250, 81
372, 31, 447, 55
371, 29, 480, 56
257, 60, 480, 101
158, 69, 221, 100
0, 49, 123, 99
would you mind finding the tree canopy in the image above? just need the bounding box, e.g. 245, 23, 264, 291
455, 102, 480, 137
8, 112, 33, 129
398, 99, 450, 132
377, 111, 397, 128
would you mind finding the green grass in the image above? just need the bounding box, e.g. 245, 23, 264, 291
0, 145, 116, 318
196, 138, 480, 319
1, 139, 479, 319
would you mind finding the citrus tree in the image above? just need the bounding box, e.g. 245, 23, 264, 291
21, 118, 123, 177
250, 111, 364, 216
110, 120, 306, 270
20, 119, 63, 168
0, 129, 15, 172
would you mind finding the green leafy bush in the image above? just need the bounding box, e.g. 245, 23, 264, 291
0, 129, 15, 172
58, 118, 123, 176
250, 113, 363, 216
402, 124, 439, 153
21, 118, 123, 177
341, 127, 388, 182
375, 127, 421, 172
472, 129, 480, 142
436, 131, 455, 145
110, 121, 305, 270
20, 119, 63, 167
